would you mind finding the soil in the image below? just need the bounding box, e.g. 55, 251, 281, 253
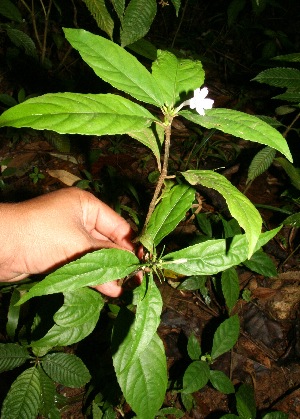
0, 1, 300, 418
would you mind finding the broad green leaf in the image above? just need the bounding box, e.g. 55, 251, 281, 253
182, 170, 261, 257
112, 274, 162, 374
152, 51, 204, 107
127, 37, 158, 61
0, 343, 30, 372
273, 91, 300, 103
0, 93, 156, 135
273, 53, 300, 62
17, 249, 140, 305
243, 249, 277, 277
283, 212, 300, 227
158, 407, 184, 418
42, 353, 91, 387
111, 0, 125, 21
121, 0, 157, 47
253, 67, 300, 89
179, 108, 293, 162
6, 28, 37, 58
247, 146, 277, 184
113, 311, 167, 419
170, 0, 181, 16
209, 370, 235, 394
127, 122, 165, 171
161, 227, 281, 276
182, 360, 210, 393
0, 0, 23, 22
211, 315, 240, 360
1, 367, 41, 419
64, 28, 163, 106
82, 0, 114, 39
187, 333, 201, 360
140, 184, 195, 251
54, 288, 104, 327
263, 412, 289, 419
181, 392, 194, 412
6, 288, 21, 339
44, 131, 70, 153
221, 267, 240, 313
275, 157, 300, 190
236, 383, 256, 419
38, 366, 57, 418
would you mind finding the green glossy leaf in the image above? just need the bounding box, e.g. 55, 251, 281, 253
247, 146, 277, 184
0, 93, 156, 135
121, 0, 157, 47
38, 366, 57, 417
127, 122, 165, 171
113, 309, 167, 419
182, 170, 261, 257
275, 157, 300, 190
111, 0, 125, 20
17, 249, 140, 305
179, 108, 292, 162
170, 0, 181, 16
152, 51, 204, 107
54, 288, 104, 327
140, 184, 195, 251
1, 367, 41, 419
42, 353, 91, 387
6, 288, 21, 339
0, 0, 23, 22
187, 333, 201, 360
236, 383, 256, 419
161, 227, 281, 276
221, 267, 240, 313
211, 315, 240, 360
253, 67, 300, 89
182, 360, 210, 393
209, 370, 235, 394
82, 0, 114, 39
64, 28, 163, 106
243, 249, 277, 277
0, 343, 30, 372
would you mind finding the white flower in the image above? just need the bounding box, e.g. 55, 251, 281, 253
177, 87, 214, 116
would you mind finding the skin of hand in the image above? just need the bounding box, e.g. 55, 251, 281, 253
0, 187, 139, 297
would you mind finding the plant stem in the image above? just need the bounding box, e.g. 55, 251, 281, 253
139, 121, 173, 237
31, 0, 43, 51
41, 0, 52, 64
282, 111, 300, 138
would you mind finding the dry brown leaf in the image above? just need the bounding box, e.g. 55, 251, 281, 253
46, 169, 81, 186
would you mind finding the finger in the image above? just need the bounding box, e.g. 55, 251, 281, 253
93, 280, 123, 297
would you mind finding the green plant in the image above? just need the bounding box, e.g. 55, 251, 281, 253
29, 166, 45, 183
0, 29, 293, 418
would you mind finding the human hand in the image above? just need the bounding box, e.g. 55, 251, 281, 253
0, 187, 138, 296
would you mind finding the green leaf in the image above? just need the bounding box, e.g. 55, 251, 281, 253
6, 288, 21, 340
121, 0, 157, 47
38, 366, 57, 417
152, 51, 204, 107
182, 360, 210, 393
211, 315, 240, 360
187, 333, 201, 360
1, 367, 41, 419
42, 353, 91, 387
127, 122, 164, 171
220, 415, 239, 419
180, 108, 293, 162
283, 212, 300, 227
182, 170, 262, 257
158, 407, 184, 418
0, 343, 30, 372
111, 0, 125, 21
247, 146, 277, 184
0, 93, 156, 135
275, 157, 300, 190
82, 0, 114, 39
64, 28, 163, 106
0, 93, 18, 107
272, 53, 300, 63
209, 370, 235, 394
0, 0, 23, 22
273, 91, 300, 103
253, 67, 300, 89
161, 227, 281, 276
243, 249, 277, 277
263, 412, 289, 419
54, 288, 104, 327
6, 28, 37, 58
170, 0, 181, 16
17, 249, 140, 305
221, 267, 240, 313
113, 310, 167, 419
236, 383, 256, 419
181, 392, 194, 412
140, 184, 195, 251
44, 131, 70, 153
